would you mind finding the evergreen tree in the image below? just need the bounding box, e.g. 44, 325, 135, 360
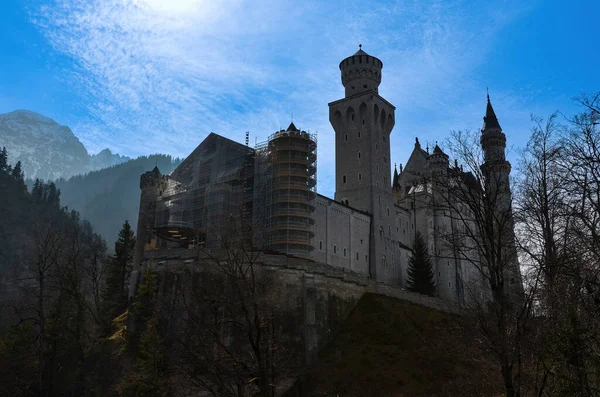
103, 220, 136, 321
406, 232, 437, 296
0, 146, 7, 172
10, 160, 24, 183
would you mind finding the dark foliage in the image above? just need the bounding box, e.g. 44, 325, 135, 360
406, 232, 437, 296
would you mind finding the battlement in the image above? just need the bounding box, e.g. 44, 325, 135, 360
339, 47, 383, 97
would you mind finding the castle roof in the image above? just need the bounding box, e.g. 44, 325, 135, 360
354, 48, 368, 56
482, 95, 502, 131
432, 144, 445, 155
287, 122, 299, 132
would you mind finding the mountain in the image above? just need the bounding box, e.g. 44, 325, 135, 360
0, 110, 130, 181
55, 154, 181, 249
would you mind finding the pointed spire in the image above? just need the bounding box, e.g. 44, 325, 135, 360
482, 93, 502, 131
393, 163, 399, 186
287, 122, 299, 131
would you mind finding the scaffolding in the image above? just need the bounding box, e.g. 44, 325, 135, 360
254, 123, 317, 259
154, 133, 255, 249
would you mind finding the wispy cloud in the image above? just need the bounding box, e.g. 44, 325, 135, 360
31, 0, 531, 197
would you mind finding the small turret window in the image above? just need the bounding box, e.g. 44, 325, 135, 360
345, 134, 348, 142
357, 151, 361, 159
358, 131, 361, 138
358, 173, 362, 181
334, 245, 337, 254
343, 175, 347, 184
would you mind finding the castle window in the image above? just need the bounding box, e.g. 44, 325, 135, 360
351, 114, 355, 121
387, 208, 390, 216
360, 239, 363, 244
358, 131, 361, 138
320, 241, 323, 250
449, 282, 451, 287
362, 119, 365, 125
343, 175, 347, 184
334, 245, 337, 254
356, 252, 359, 260
357, 151, 361, 159
345, 134, 348, 142
365, 255, 368, 262
376, 181, 379, 188
343, 248, 347, 257
439, 272, 441, 277
358, 173, 362, 181
376, 164, 379, 171
376, 143, 379, 150
411, 202, 414, 209
363, 84, 367, 89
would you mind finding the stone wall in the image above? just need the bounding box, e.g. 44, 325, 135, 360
136, 248, 461, 363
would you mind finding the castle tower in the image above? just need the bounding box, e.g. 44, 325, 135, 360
329, 46, 397, 282
133, 166, 163, 268
480, 95, 523, 298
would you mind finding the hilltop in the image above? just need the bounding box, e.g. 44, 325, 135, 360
286, 293, 504, 397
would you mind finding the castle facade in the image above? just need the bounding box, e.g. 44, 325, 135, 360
133, 47, 520, 305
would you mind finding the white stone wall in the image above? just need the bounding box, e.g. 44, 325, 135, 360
311, 194, 371, 276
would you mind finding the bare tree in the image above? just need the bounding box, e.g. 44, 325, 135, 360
170, 215, 300, 397
423, 130, 532, 397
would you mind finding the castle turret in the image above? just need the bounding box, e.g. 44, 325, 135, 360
329, 46, 397, 283
427, 143, 449, 177
133, 166, 163, 268
480, 95, 523, 298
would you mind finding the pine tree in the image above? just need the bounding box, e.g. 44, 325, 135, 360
406, 231, 437, 296
10, 161, 24, 183
103, 220, 136, 321
0, 147, 7, 172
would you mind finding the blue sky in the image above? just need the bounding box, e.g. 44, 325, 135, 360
0, 0, 598, 197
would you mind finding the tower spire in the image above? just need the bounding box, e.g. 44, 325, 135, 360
482, 92, 501, 131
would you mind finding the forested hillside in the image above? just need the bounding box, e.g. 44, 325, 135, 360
54, 154, 181, 248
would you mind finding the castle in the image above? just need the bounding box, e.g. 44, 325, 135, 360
133, 47, 521, 305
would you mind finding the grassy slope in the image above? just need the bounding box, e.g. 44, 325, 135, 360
288, 293, 504, 397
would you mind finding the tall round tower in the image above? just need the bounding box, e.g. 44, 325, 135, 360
339, 45, 383, 97
133, 166, 163, 268
266, 123, 317, 259
329, 46, 397, 283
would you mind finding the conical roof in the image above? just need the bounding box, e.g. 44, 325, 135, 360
432, 144, 446, 156
354, 48, 368, 56
482, 95, 502, 131
287, 122, 299, 132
